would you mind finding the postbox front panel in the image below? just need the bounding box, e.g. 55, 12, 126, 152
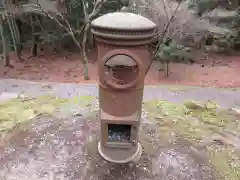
97, 44, 151, 86
99, 87, 143, 117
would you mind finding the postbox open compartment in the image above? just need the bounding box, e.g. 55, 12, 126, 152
106, 123, 134, 148
101, 118, 138, 149
108, 124, 131, 142
104, 55, 138, 87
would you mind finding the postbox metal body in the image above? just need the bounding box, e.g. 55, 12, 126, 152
91, 12, 156, 163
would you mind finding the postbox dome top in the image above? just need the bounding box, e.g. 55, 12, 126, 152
91, 12, 156, 31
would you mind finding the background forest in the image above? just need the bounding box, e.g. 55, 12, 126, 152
0, 0, 239, 79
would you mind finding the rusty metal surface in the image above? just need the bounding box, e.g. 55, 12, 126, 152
94, 36, 154, 46
99, 87, 144, 116
92, 12, 156, 162
91, 28, 156, 40
91, 12, 156, 42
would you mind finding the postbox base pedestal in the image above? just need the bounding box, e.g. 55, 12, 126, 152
98, 142, 142, 164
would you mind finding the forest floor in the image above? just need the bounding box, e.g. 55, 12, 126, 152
0, 49, 240, 88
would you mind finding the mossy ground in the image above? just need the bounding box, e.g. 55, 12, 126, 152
143, 99, 240, 180
0, 95, 96, 132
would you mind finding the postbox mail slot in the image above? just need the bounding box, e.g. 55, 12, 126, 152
104, 55, 138, 86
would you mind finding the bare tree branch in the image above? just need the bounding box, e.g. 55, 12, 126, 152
35, 0, 108, 80
80, 0, 108, 80
155, 0, 183, 52
36, 0, 81, 46
160, 0, 170, 21
133, 0, 216, 48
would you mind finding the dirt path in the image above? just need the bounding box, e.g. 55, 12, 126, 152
0, 79, 239, 180
1, 79, 240, 108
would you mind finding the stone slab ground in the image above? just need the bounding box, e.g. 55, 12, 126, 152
0, 79, 239, 180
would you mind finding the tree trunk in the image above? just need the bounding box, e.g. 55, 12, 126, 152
3, 0, 23, 62
68, 24, 89, 80
32, 34, 39, 56
10, 16, 22, 60
16, 19, 23, 51
82, 23, 90, 80
6, 16, 23, 62
12, 19, 20, 47
164, 62, 169, 77
31, 15, 42, 57
0, 15, 12, 67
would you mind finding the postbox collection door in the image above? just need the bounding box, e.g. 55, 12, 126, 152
101, 118, 139, 149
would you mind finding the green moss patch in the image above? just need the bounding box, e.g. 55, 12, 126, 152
143, 99, 240, 180
78, 95, 96, 108
67, 95, 96, 108
0, 95, 98, 132
0, 95, 68, 132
